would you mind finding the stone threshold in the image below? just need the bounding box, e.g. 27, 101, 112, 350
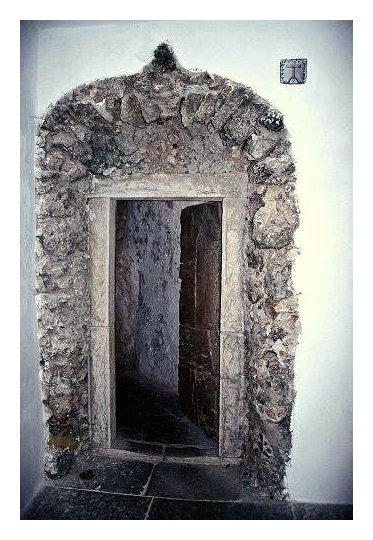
113, 436, 219, 457
100, 447, 243, 466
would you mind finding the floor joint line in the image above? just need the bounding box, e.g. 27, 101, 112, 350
43, 483, 244, 503
140, 463, 157, 496
144, 497, 154, 520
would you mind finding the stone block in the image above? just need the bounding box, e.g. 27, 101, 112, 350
220, 375, 246, 457
36, 292, 90, 328
194, 92, 221, 125
223, 107, 257, 145
89, 172, 248, 199
146, 462, 243, 502
252, 184, 299, 249
23, 486, 151, 520
263, 247, 299, 301
134, 86, 180, 123
90, 326, 116, 447
221, 229, 244, 332
180, 92, 205, 127
252, 150, 295, 185
253, 350, 295, 423
38, 325, 89, 365
89, 198, 116, 327
220, 332, 245, 379
244, 128, 281, 161
36, 215, 88, 258
222, 198, 247, 232
120, 93, 146, 127
210, 86, 252, 131
35, 254, 88, 294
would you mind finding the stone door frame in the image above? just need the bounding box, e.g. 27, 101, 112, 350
88, 172, 248, 458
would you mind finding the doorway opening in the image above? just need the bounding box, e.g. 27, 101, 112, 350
114, 200, 222, 457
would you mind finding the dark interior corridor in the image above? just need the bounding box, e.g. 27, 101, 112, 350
115, 368, 218, 456
114, 200, 222, 456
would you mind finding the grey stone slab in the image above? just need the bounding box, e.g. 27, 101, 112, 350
90, 326, 115, 447
146, 463, 243, 501
292, 503, 353, 520
148, 498, 293, 520
220, 228, 244, 333
222, 198, 247, 232
89, 198, 115, 327
220, 332, 245, 378
90, 172, 249, 199
22, 486, 150, 520
220, 376, 246, 458
46, 455, 154, 495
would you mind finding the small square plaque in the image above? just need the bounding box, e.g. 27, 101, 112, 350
280, 59, 307, 84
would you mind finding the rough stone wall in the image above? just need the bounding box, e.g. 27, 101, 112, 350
115, 200, 201, 391
115, 201, 138, 370
35, 44, 300, 496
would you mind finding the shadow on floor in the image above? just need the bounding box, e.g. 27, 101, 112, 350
115, 368, 218, 456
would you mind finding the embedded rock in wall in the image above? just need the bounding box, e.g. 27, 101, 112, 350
252, 184, 300, 249
35, 43, 300, 495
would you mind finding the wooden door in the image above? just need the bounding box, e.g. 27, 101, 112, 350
178, 202, 222, 441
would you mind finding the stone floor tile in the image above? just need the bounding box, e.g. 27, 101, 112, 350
292, 503, 353, 520
146, 462, 243, 500
46, 454, 154, 495
148, 498, 293, 520
22, 486, 150, 520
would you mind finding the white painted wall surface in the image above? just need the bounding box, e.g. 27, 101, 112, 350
25, 20, 352, 504
20, 22, 45, 514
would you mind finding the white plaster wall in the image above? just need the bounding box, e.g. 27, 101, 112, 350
20, 21, 45, 514
31, 20, 352, 503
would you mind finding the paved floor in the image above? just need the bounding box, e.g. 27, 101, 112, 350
115, 369, 218, 457
22, 454, 353, 520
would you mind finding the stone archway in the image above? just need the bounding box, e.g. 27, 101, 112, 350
35, 44, 300, 498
